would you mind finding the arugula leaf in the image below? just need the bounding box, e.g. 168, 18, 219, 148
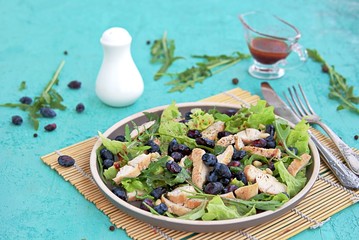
165, 51, 250, 92
150, 32, 183, 80
140, 156, 190, 188
225, 192, 289, 211
307, 48, 359, 114
178, 201, 207, 220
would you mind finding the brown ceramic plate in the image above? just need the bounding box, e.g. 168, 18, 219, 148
89, 102, 320, 233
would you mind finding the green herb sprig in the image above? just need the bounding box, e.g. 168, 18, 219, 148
307, 48, 359, 114
0, 61, 66, 130
165, 52, 250, 92
150, 32, 183, 80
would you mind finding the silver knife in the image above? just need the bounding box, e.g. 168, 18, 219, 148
261, 81, 359, 189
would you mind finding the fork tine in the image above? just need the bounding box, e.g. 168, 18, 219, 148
292, 86, 311, 115
288, 87, 306, 117
283, 91, 300, 117
298, 84, 316, 115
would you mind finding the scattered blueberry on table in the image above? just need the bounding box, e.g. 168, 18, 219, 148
75, 103, 85, 113
67, 80, 82, 89
40, 107, 57, 118
44, 123, 57, 131
19, 96, 32, 105
11, 115, 23, 125
57, 155, 75, 167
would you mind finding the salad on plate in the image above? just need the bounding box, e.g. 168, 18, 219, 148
96, 100, 312, 221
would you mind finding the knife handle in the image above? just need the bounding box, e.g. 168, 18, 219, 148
310, 132, 359, 189
315, 121, 359, 175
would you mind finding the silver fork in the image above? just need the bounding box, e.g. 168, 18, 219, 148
284, 84, 359, 175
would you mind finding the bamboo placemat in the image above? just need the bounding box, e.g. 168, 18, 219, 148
41, 88, 359, 240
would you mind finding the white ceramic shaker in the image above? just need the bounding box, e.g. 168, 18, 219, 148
95, 27, 144, 107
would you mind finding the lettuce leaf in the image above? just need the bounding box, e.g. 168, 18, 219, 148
202, 196, 240, 220
186, 108, 214, 131
275, 161, 307, 198
286, 119, 310, 155
158, 102, 195, 150
98, 131, 127, 155
103, 166, 118, 180
121, 178, 151, 193
161, 101, 182, 121
247, 100, 275, 128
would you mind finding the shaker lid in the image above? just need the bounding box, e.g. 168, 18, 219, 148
100, 27, 132, 46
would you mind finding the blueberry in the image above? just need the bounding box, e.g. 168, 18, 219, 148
150, 187, 167, 199
214, 163, 232, 179
202, 153, 217, 166
40, 107, 56, 118
115, 135, 126, 142
168, 139, 179, 155
195, 137, 215, 148
11, 115, 23, 125
44, 123, 57, 131
140, 198, 154, 211
100, 148, 114, 161
234, 171, 248, 185
224, 184, 239, 193
112, 187, 128, 202
170, 152, 183, 162
146, 140, 161, 154
166, 160, 182, 174
58, 155, 75, 167
67, 80, 82, 89
217, 131, 232, 139
19, 96, 32, 105
232, 149, 247, 160
75, 103, 85, 113
288, 147, 298, 155
265, 124, 275, 137
223, 109, 237, 117
219, 177, 230, 186
228, 161, 241, 168
154, 203, 168, 215
204, 182, 224, 195
207, 170, 218, 182
268, 161, 275, 171
103, 159, 114, 169
187, 129, 202, 139
266, 140, 276, 149
250, 139, 267, 148
184, 111, 192, 120
178, 144, 191, 155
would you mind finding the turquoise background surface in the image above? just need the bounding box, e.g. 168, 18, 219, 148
1, 0, 358, 239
